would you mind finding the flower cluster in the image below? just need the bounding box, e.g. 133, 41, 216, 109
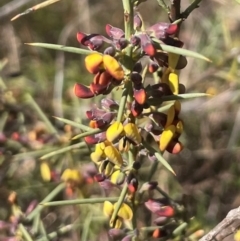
71, 12, 189, 234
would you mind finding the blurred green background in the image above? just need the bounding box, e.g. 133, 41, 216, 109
1, 0, 240, 239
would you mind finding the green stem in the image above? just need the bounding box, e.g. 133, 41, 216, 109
40, 142, 87, 160
26, 183, 66, 221
173, 222, 188, 236
19, 224, 34, 241
53, 116, 96, 132
156, 0, 170, 13
110, 183, 128, 227
41, 196, 119, 206
13, 147, 59, 161
37, 223, 80, 241
117, 82, 130, 122
122, 0, 134, 40
24, 93, 58, 136
72, 128, 103, 140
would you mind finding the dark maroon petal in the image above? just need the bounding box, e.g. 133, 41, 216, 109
150, 83, 172, 96
179, 84, 186, 94
105, 24, 124, 39
156, 206, 175, 217
76, 31, 87, 43
139, 181, 158, 193
162, 36, 184, 47
128, 178, 138, 193
84, 132, 106, 144
148, 22, 172, 39
154, 217, 168, 225
90, 83, 110, 95
115, 38, 129, 50
74, 83, 94, 99
101, 112, 115, 124
148, 59, 159, 73
176, 55, 188, 69
131, 100, 143, 117
138, 33, 156, 56
130, 35, 141, 46
130, 72, 142, 85
81, 34, 103, 50
134, 14, 142, 30
133, 62, 142, 73
101, 98, 119, 110
134, 88, 146, 105
145, 199, 163, 213
86, 107, 106, 120
94, 173, 106, 182
166, 24, 178, 35
104, 46, 116, 56
108, 228, 126, 239
148, 153, 157, 162
149, 22, 171, 32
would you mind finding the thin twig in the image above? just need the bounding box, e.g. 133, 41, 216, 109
181, 0, 202, 19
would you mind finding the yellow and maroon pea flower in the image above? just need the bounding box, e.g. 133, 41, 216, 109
74, 53, 124, 99
148, 22, 178, 40
105, 24, 125, 40
61, 168, 83, 184
61, 168, 83, 196
86, 106, 116, 129
145, 199, 175, 217
134, 13, 142, 30
103, 201, 133, 228
148, 59, 159, 73
99, 160, 115, 177
138, 33, 156, 57
149, 83, 173, 98
159, 101, 184, 153
110, 170, 126, 185
77, 32, 112, 51
90, 141, 110, 164
131, 100, 143, 117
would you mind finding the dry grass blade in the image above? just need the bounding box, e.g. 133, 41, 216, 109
11, 0, 61, 21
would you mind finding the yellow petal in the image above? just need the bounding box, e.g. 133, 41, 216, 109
169, 72, 179, 95
85, 53, 103, 74
114, 203, 133, 220
123, 123, 142, 144
104, 145, 123, 167
159, 125, 176, 152
104, 161, 115, 177
106, 121, 124, 143
103, 201, 114, 217
61, 169, 82, 183
40, 162, 51, 182
165, 105, 175, 127
90, 151, 103, 164
103, 55, 124, 81
111, 218, 123, 229
110, 170, 126, 185
168, 53, 180, 70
